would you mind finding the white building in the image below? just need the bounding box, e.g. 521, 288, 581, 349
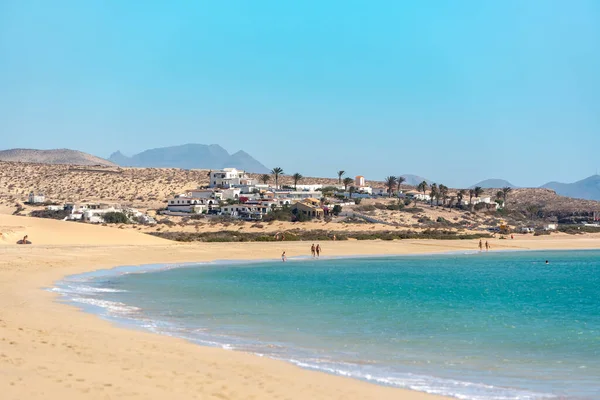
187, 189, 217, 199
406, 192, 431, 201
28, 192, 45, 204
295, 184, 324, 192
470, 197, 492, 205
166, 198, 209, 213
82, 207, 121, 224
64, 203, 121, 220
209, 168, 256, 188
270, 190, 322, 201
221, 187, 242, 200
355, 176, 365, 187
220, 203, 272, 220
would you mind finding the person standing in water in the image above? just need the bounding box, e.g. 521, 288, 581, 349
478, 239, 483, 252
316, 244, 321, 258
281, 251, 287, 262
485, 241, 490, 252
311, 244, 316, 258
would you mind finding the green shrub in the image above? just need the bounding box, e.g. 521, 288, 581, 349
30, 209, 70, 220
332, 205, 342, 215
103, 212, 129, 224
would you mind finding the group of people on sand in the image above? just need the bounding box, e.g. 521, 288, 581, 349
478, 239, 491, 252
311, 243, 321, 258
281, 244, 323, 262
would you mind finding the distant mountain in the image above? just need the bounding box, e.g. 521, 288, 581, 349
469, 179, 517, 189
541, 175, 600, 201
108, 144, 270, 173
400, 174, 433, 186
0, 148, 116, 167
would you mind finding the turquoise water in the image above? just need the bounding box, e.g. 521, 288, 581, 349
54, 250, 600, 399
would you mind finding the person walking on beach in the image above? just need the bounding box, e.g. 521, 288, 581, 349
316, 244, 321, 258
281, 251, 287, 262
311, 244, 316, 258
485, 241, 489, 252
478, 239, 483, 252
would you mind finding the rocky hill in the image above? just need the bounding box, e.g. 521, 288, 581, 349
108, 144, 269, 173
541, 175, 600, 201
0, 148, 116, 167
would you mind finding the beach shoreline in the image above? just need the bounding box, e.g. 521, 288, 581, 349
2, 215, 600, 399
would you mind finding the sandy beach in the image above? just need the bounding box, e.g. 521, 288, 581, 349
2, 214, 600, 399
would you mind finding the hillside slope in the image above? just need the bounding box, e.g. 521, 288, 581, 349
0, 148, 116, 167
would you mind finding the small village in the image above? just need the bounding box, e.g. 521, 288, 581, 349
17, 166, 597, 238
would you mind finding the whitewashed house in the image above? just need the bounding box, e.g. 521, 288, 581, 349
82, 207, 120, 223
187, 189, 217, 199
295, 184, 324, 192
64, 203, 120, 221
471, 197, 492, 205
220, 203, 272, 220
28, 192, 45, 204
272, 190, 322, 201
221, 187, 242, 200
209, 168, 257, 188
166, 198, 208, 213
406, 191, 431, 201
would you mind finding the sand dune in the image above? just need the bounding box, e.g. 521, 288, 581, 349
0, 214, 169, 246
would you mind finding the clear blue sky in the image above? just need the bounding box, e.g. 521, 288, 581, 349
1, 1, 599, 187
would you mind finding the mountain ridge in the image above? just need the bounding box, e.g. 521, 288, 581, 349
541, 175, 600, 201
108, 144, 270, 173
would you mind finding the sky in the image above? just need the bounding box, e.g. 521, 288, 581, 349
1, 1, 599, 188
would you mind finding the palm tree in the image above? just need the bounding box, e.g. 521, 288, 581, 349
343, 177, 354, 191
448, 196, 457, 208
292, 173, 303, 190
474, 186, 484, 198
429, 183, 439, 205
260, 174, 270, 185
396, 176, 406, 194
348, 186, 356, 199
457, 189, 466, 206
438, 184, 449, 206
271, 167, 284, 189
337, 170, 346, 184
502, 187, 512, 206
417, 181, 428, 197
385, 176, 397, 197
